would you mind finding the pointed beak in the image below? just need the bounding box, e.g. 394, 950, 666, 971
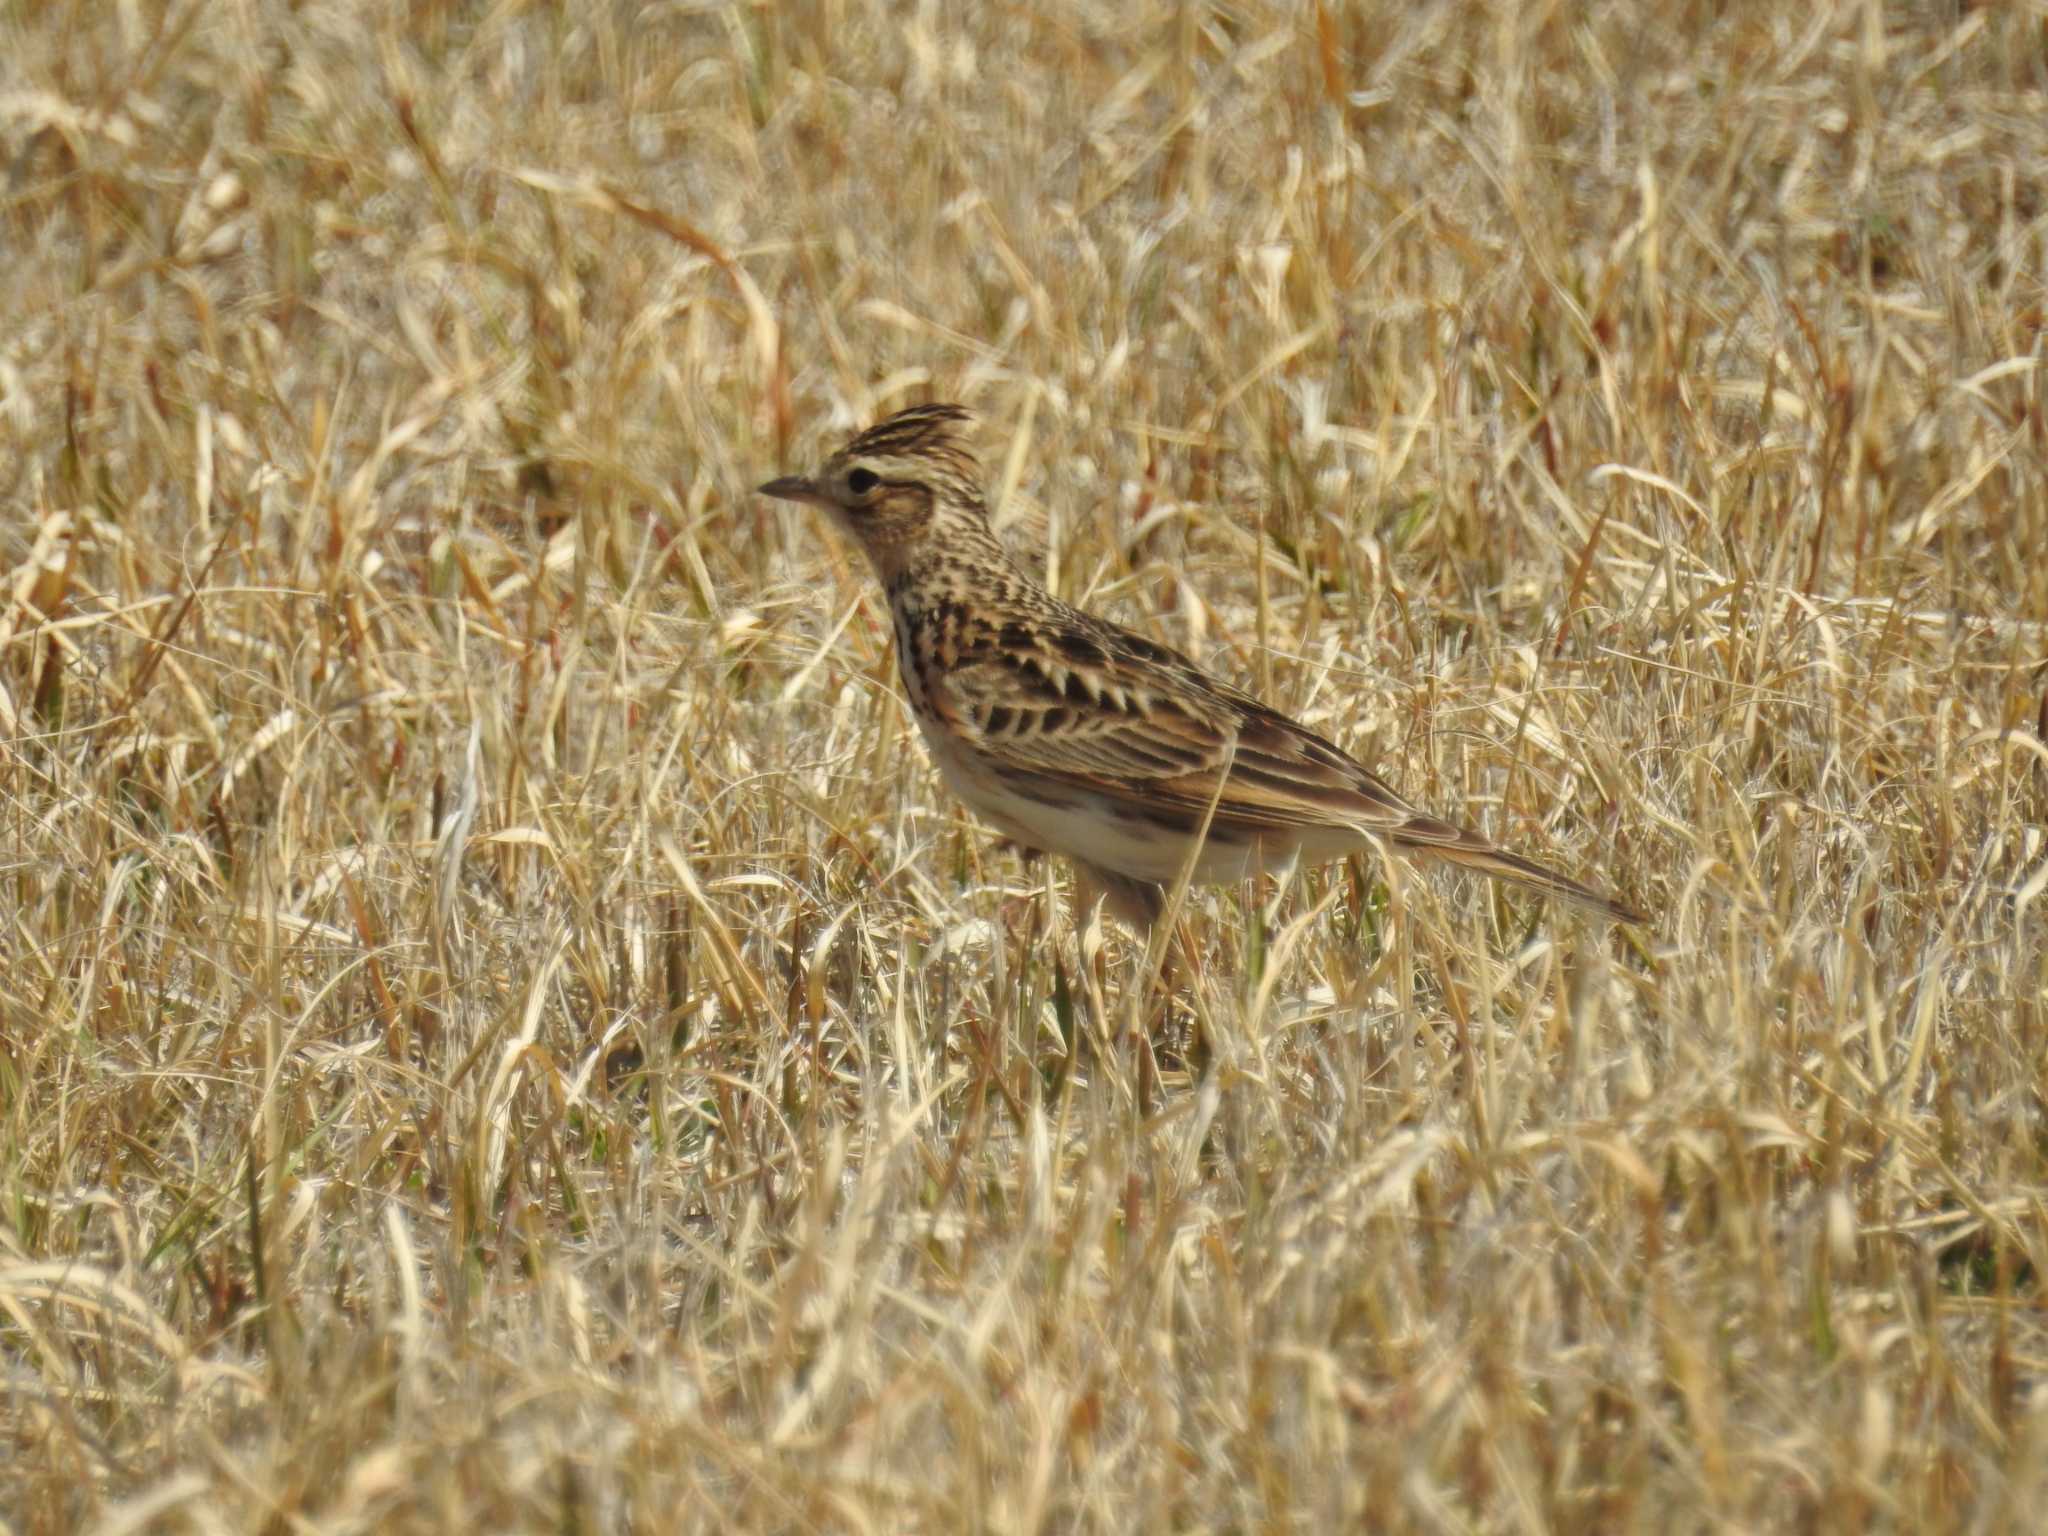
757, 475, 828, 506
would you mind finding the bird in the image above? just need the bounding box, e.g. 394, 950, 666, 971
758, 402, 1647, 932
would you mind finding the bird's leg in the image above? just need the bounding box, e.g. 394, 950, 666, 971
1091, 868, 1167, 933
1102, 872, 1206, 1108
1072, 862, 1176, 1111
1180, 920, 1216, 1081
1061, 865, 1116, 1084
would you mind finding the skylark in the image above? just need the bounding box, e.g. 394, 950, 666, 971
759, 403, 1646, 930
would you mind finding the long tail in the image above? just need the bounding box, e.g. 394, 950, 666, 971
1393, 821, 1648, 927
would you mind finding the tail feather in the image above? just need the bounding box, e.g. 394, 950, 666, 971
1396, 828, 1648, 927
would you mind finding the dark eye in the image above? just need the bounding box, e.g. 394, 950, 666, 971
846, 467, 879, 496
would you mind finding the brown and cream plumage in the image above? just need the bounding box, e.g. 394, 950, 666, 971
760, 402, 1646, 930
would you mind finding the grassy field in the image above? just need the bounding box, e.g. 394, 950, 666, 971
5, 0, 2046, 1529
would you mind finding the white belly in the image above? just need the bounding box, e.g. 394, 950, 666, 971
915, 720, 1364, 885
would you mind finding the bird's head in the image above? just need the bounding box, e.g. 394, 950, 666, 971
758, 402, 993, 583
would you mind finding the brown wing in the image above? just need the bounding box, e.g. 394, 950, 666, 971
932, 614, 1427, 838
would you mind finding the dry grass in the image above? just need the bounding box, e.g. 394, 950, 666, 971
4, 0, 2047, 1529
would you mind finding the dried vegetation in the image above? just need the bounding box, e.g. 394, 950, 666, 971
4, 1, 2047, 1530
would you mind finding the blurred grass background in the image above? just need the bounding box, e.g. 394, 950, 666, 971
3, 1, 2046, 1529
